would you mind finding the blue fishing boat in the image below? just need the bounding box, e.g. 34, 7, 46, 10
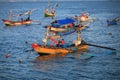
107, 17, 119, 26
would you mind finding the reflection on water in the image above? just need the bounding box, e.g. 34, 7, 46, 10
33, 51, 92, 72
34, 49, 88, 61
35, 53, 67, 61
32, 54, 65, 72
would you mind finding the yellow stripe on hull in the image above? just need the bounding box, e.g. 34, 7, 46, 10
34, 46, 69, 55
44, 13, 55, 17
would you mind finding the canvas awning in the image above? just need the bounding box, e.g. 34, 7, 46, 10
51, 18, 75, 27
56, 18, 75, 25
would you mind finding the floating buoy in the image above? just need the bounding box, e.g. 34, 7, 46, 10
6, 54, 10, 58
111, 36, 114, 38
25, 41, 28, 44
19, 59, 23, 63
108, 32, 112, 35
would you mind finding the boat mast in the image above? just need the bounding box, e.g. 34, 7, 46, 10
43, 28, 49, 46
9, 10, 12, 21
77, 27, 81, 42
48, 0, 50, 11
17, 14, 21, 21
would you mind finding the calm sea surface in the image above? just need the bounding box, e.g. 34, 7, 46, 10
0, 1, 120, 80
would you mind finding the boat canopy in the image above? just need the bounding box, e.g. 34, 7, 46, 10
57, 18, 75, 25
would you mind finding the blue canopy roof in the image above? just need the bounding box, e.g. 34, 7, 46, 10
56, 18, 75, 25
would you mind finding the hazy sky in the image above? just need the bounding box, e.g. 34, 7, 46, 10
0, 0, 109, 2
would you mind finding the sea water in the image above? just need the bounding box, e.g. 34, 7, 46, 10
0, 1, 120, 80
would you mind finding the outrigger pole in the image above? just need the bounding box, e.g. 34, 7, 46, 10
9, 10, 12, 21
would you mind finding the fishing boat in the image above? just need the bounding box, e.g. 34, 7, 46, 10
32, 22, 88, 55
44, 0, 58, 18
80, 16, 91, 22
73, 12, 92, 22
2, 19, 32, 26
2, 10, 34, 26
45, 18, 75, 32
45, 18, 90, 32
107, 18, 119, 26
44, 12, 55, 17
32, 42, 88, 55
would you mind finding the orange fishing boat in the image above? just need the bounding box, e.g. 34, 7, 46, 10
32, 17, 88, 55
32, 42, 88, 55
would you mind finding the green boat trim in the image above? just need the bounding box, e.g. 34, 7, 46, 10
44, 13, 54, 17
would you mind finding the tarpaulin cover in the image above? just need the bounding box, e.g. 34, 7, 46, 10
56, 18, 75, 26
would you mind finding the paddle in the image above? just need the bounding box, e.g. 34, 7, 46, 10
24, 49, 34, 52
24, 41, 34, 59
26, 51, 33, 59
85, 43, 116, 51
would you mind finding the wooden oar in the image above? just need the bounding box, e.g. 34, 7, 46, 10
24, 49, 34, 52
85, 43, 116, 51
26, 51, 34, 59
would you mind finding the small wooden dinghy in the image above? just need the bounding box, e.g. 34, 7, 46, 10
44, 12, 55, 17
44, 1, 58, 18
45, 18, 89, 33
107, 18, 119, 26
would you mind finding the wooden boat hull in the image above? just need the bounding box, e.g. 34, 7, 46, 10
46, 23, 88, 33
44, 13, 55, 17
2, 19, 32, 26
32, 43, 88, 55
50, 27, 68, 32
